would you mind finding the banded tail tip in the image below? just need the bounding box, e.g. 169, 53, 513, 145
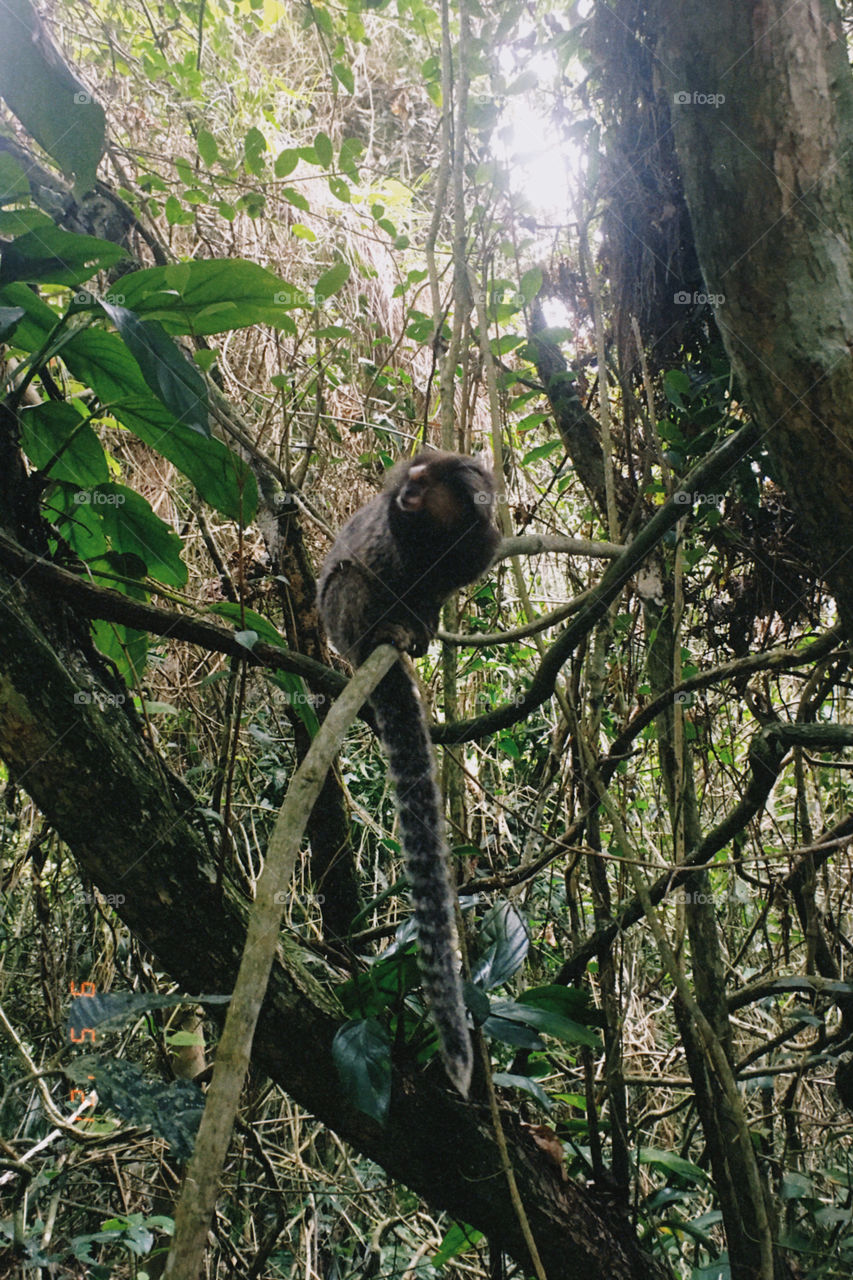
443, 1042, 473, 1098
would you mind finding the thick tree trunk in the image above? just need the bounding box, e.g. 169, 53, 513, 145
0, 567, 668, 1280
656, 0, 853, 632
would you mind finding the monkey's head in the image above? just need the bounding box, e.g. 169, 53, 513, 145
391, 451, 497, 534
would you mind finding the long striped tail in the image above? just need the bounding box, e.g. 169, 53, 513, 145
371, 661, 473, 1096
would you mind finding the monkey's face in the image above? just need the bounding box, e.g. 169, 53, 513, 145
396, 463, 431, 514
393, 455, 496, 532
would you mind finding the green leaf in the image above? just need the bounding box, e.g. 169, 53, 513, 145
518, 267, 543, 305
0, 305, 24, 341
337, 949, 421, 1017
487, 997, 602, 1050
2, 286, 256, 521
243, 126, 267, 175
193, 349, 218, 373
196, 127, 219, 167
328, 175, 351, 203
207, 604, 318, 731
0, 0, 105, 192
165, 194, 193, 226
282, 186, 310, 213
0, 209, 55, 235
0, 227, 125, 287
664, 369, 691, 406
313, 131, 333, 168
111, 398, 257, 523
338, 137, 363, 182
100, 301, 209, 436
780, 1171, 813, 1200
175, 157, 195, 188
315, 325, 352, 339
516, 412, 549, 432
20, 402, 109, 486
333, 62, 355, 94
433, 1223, 484, 1267
332, 1019, 392, 1125
274, 148, 298, 178
114, 259, 302, 335
492, 1072, 553, 1110
481, 1012, 544, 1049
62, 325, 156, 400
471, 900, 529, 989
639, 1147, 710, 1185
517, 984, 599, 1025
522, 440, 563, 466
0, 152, 30, 203
92, 616, 148, 686
315, 262, 350, 302
67, 1056, 202, 1160
81, 483, 187, 586
291, 224, 316, 241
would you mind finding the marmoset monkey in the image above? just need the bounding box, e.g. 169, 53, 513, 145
319, 451, 500, 1095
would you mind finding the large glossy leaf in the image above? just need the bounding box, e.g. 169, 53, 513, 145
516, 983, 600, 1026
470, 900, 529, 989
336, 943, 421, 1017
639, 1147, 710, 1186
100, 302, 209, 436
487, 996, 602, 1050
481, 1011, 544, 1050
433, 1224, 484, 1267
115, 259, 300, 335
1, 299, 256, 521
66, 1056, 202, 1160
492, 1072, 553, 1110
20, 402, 109, 486
0, 0, 105, 192
0, 279, 60, 347
0, 306, 25, 342
82, 483, 187, 587
332, 1018, 392, 1125
0, 153, 30, 203
86, 552, 150, 683
0, 226, 125, 287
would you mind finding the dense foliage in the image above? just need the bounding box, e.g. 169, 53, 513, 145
0, 1, 852, 1278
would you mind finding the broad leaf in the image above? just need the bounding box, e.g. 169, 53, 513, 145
115, 259, 301, 335
100, 302, 209, 436
0, 0, 105, 191
0, 305, 25, 341
111, 398, 257, 523
315, 262, 350, 302
66, 1056, 203, 1160
20, 402, 109, 486
487, 996, 602, 1050
470, 900, 529, 989
0, 226, 124, 287
332, 1019, 392, 1125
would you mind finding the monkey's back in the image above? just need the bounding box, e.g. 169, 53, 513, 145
318, 452, 499, 663
317, 494, 426, 662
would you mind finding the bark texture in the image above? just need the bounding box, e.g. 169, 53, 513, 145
656, 0, 853, 631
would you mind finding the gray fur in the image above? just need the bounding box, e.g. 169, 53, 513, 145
319, 451, 499, 1095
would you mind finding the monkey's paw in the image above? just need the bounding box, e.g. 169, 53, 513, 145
372, 623, 421, 654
